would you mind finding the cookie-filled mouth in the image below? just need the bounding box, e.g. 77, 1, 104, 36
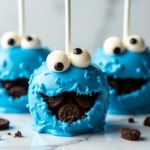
0, 78, 29, 99
107, 77, 149, 95
41, 91, 99, 124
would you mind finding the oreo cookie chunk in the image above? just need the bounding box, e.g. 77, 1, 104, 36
0, 119, 9, 130
14, 131, 22, 138
128, 118, 134, 123
2, 81, 15, 90
1, 78, 29, 99
144, 116, 150, 127
58, 103, 81, 124
121, 128, 141, 141
42, 93, 64, 108
108, 80, 120, 94
75, 92, 98, 108
8, 86, 27, 99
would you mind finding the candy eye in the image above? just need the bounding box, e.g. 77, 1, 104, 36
70, 48, 91, 68
103, 37, 125, 55
21, 35, 41, 49
46, 50, 70, 72
1, 32, 20, 48
125, 35, 145, 53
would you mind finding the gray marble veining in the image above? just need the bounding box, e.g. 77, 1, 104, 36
0, 113, 150, 150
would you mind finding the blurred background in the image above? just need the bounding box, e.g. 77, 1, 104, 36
0, 0, 148, 55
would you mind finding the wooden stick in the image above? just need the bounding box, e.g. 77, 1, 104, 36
123, 0, 130, 42
18, 0, 24, 39
65, 0, 71, 57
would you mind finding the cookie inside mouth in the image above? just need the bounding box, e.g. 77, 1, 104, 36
1, 78, 29, 99
107, 77, 148, 95
41, 92, 99, 124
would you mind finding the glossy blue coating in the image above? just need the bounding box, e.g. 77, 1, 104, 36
27, 62, 109, 136
92, 47, 150, 114
0, 46, 50, 113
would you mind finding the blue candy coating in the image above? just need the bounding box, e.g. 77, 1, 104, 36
28, 62, 109, 136
0, 46, 50, 113
92, 47, 150, 114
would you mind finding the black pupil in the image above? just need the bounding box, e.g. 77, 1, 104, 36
73, 48, 82, 55
114, 47, 121, 54
26, 36, 33, 41
8, 39, 15, 45
130, 38, 137, 44
54, 62, 64, 71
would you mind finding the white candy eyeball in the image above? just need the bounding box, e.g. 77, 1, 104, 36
103, 37, 125, 55
1, 31, 20, 48
46, 50, 70, 72
21, 35, 41, 49
125, 35, 145, 53
70, 48, 91, 68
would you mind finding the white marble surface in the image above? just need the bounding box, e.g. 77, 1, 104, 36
0, 113, 150, 150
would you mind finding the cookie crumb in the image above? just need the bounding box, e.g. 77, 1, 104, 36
128, 118, 134, 123
144, 116, 150, 127
14, 131, 22, 138
7, 132, 11, 135
121, 128, 141, 141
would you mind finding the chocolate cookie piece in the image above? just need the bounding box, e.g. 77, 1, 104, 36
122, 84, 130, 94
81, 115, 87, 120
8, 86, 27, 99
42, 93, 64, 108
0, 119, 9, 130
2, 81, 15, 90
14, 131, 22, 138
131, 86, 141, 93
108, 80, 120, 94
58, 103, 81, 124
128, 118, 134, 123
121, 128, 141, 141
144, 116, 150, 127
75, 92, 98, 108
15, 78, 29, 89
1, 78, 29, 90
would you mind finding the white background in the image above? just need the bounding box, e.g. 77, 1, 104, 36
0, 0, 149, 55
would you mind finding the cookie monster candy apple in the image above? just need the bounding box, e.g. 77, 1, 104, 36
28, 0, 109, 137
0, 0, 50, 113
92, 0, 150, 114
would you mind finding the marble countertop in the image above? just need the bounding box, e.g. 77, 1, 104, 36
0, 113, 150, 150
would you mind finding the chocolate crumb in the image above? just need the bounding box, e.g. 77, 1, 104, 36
7, 132, 11, 135
144, 116, 150, 127
121, 128, 141, 141
14, 131, 22, 138
128, 118, 134, 123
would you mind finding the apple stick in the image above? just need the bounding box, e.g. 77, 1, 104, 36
18, 0, 25, 39
65, 0, 71, 57
123, 0, 130, 42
